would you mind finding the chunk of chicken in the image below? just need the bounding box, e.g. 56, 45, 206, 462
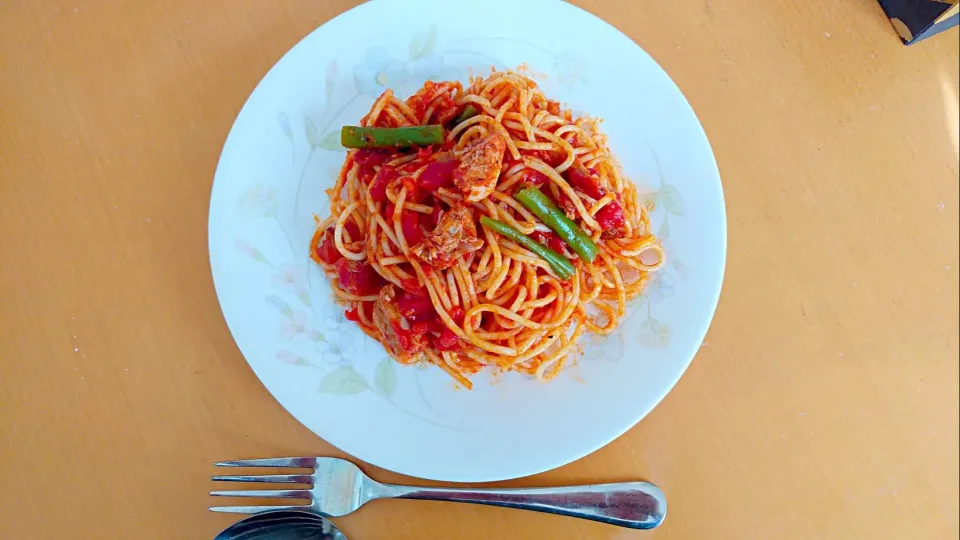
373, 284, 426, 363
453, 133, 506, 202
410, 205, 484, 270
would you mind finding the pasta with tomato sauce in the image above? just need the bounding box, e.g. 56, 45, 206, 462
310, 70, 664, 388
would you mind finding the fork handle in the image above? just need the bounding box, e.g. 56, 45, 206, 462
370, 481, 666, 529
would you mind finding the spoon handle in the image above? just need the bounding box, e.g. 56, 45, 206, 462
370, 481, 666, 529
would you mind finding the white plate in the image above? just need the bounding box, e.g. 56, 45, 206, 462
209, 0, 726, 482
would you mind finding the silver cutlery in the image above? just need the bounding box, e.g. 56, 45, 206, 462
210, 457, 666, 529
215, 509, 347, 540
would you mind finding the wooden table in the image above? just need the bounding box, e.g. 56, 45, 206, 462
1, 1, 957, 538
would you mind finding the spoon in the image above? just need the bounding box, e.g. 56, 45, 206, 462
214, 509, 347, 540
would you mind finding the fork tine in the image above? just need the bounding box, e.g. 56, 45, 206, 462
210, 489, 312, 499
209, 505, 305, 514
214, 457, 317, 469
212, 474, 313, 484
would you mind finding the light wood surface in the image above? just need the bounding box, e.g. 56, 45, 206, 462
1, 1, 957, 538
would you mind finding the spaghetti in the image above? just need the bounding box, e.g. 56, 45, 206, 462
311, 70, 665, 388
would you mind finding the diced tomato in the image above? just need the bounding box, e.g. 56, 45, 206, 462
596, 199, 627, 238
435, 103, 459, 125
384, 203, 395, 219
400, 211, 423, 246
410, 322, 428, 334
396, 290, 437, 322
523, 169, 550, 187
391, 322, 417, 352
430, 205, 444, 229
434, 328, 462, 351
315, 228, 342, 264
355, 149, 391, 167
345, 301, 373, 324
528, 149, 566, 168
334, 259, 384, 296
547, 189, 577, 219
449, 306, 465, 325
403, 178, 429, 204
410, 320, 444, 335
343, 221, 362, 241
418, 159, 459, 192
399, 278, 425, 295
369, 166, 396, 203
565, 166, 605, 200
531, 230, 570, 256
354, 149, 391, 178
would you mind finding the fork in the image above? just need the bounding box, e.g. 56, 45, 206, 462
210, 457, 666, 530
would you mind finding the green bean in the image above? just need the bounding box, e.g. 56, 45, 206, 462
454, 105, 478, 124
340, 125, 444, 149
479, 216, 576, 280
515, 187, 600, 263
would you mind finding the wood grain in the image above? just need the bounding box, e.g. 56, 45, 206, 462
1, 1, 957, 538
